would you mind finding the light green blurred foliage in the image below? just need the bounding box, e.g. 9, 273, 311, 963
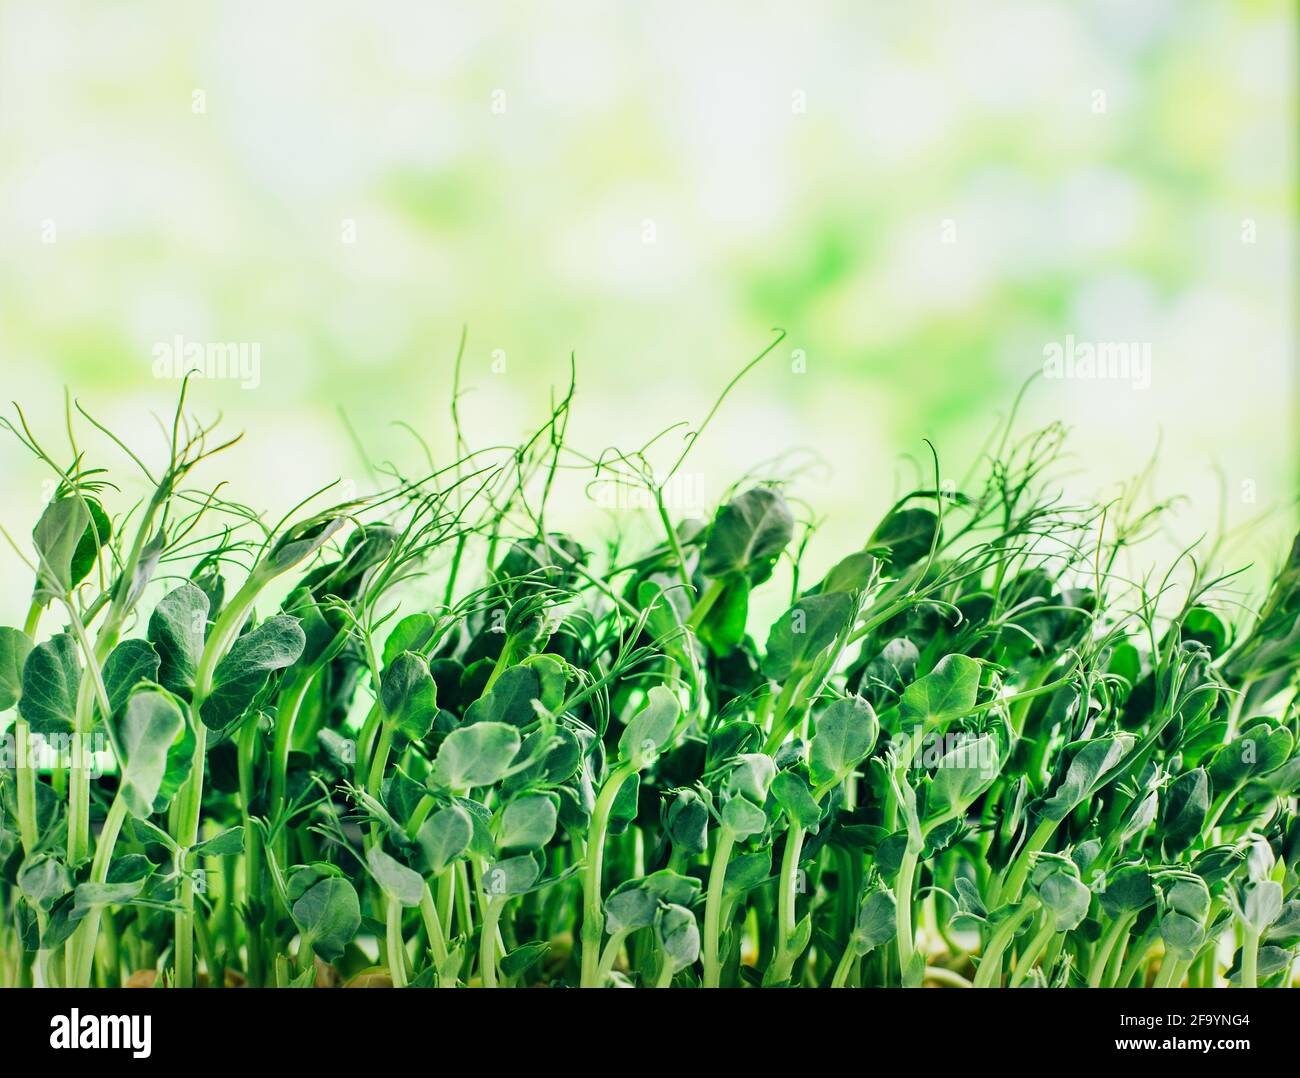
0, 0, 1295, 616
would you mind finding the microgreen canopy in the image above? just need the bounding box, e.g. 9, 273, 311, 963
1, 366, 1297, 993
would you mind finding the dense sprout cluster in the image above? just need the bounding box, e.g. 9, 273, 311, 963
1, 377, 1298, 989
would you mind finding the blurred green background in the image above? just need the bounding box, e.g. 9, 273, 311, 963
0, 1, 1296, 614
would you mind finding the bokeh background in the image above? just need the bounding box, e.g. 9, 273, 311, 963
0, 0, 1296, 616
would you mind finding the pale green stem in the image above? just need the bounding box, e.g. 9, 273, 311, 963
769, 823, 808, 983
479, 896, 505, 988
895, 845, 921, 987
580, 761, 636, 987
1239, 928, 1260, 989
1008, 911, 1055, 987
701, 825, 736, 988
830, 942, 858, 988
68, 793, 129, 986
1088, 911, 1136, 988
596, 926, 634, 984
972, 900, 1038, 988
419, 884, 449, 969
385, 896, 407, 988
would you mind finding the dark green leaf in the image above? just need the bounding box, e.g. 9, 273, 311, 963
417, 804, 474, 873
898, 654, 979, 731
868, 507, 939, 568
291, 876, 361, 963
380, 651, 438, 740
366, 846, 424, 907
100, 639, 160, 718
619, 686, 681, 767
771, 771, 822, 830
432, 722, 521, 789
763, 592, 853, 680
200, 615, 306, 730
116, 688, 185, 817
701, 487, 794, 579
808, 696, 878, 787
0, 626, 34, 710
148, 583, 210, 695
18, 634, 81, 735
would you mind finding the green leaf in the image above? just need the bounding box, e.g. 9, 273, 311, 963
483, 853, 542, 897
852, 889, 897, 954
495, 792, 559, 850
69, 499, 112, 590
380, 651, 438, 740
898, 654, 979, 731
637, 578, 696, 670
1265, 900, 1300, 946
1160, 912, 1205, 961
721, 796, 768, 840
819, 552, 880, 595
700, 487, 794, 580
148, 584, 210, 695
1040, 735, 1134, 821
618, 685, 681, 768
1209, 721, 1294, 788
152, 714, 195, 814
18, 633, 81, 735
727, 753, 776, 804
655, 903, 700, 972
291, 876, 361, 963
418, 804, 474, 873
1098, 863, 1154, 918
1031, 858, 1091, 931
18, 854, 71, 911
100, 639, 160, 718
520, 654, 567, 712
1165, 876, 1211, 921
1159, 769, 1209, 856
366, 846, 424, 907
200, 615, 306, 730
40, 893, 87, 950
509, 725, 582, 788
464, 659, 566, 728
763, 592, 853, 680
605, 884, 660, 934
0, 626, 34, 710
665, 788, 709, 854
771, 771, 822, 831
191, 826, 245, 859
808, 696, 878, 787
31, 497, 89, 599
73, 877, 148, 910
500, 942, 549, 981
266, 517, 346, 576
867, 507, 939, 568
382, 612, 438, 666
723, 850, 772, 898
116, 688, 185, 818
432, 722, 521, 788
1226, 531, 1300, 678
608, 771, 640, 835
696, 577, 750, 658
927, 733, 1000, 817
1241, 879, 1283, 934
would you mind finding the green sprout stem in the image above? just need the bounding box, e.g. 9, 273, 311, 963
701, 824, 736, 987
580, 760, 637, 987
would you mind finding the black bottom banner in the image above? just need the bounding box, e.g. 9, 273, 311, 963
2, 986, 1284, 1064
